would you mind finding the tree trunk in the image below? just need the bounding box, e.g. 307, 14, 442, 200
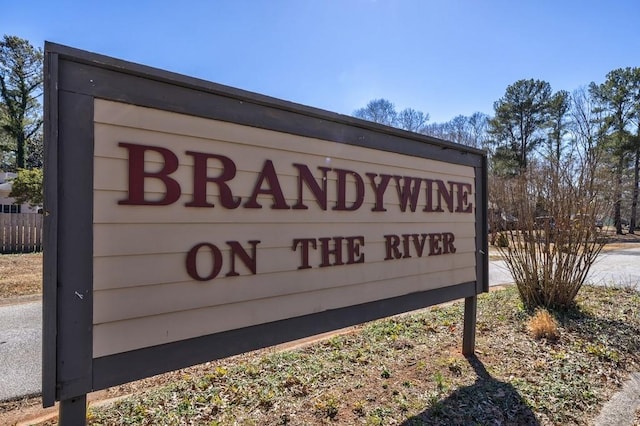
614, 155, 624, 235
16, 131, 25, 169
630, 148, 640, 234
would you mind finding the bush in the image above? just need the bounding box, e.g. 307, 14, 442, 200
9, 168, 43, 207
490, 160, 610, 310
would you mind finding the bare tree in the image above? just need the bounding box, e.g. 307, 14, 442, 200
397, 108, 429, 133
353, 98, 398, 127
468, 112, 489, 150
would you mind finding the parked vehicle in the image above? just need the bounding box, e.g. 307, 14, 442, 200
489, 213, 519, 232
571, 214, 603, 230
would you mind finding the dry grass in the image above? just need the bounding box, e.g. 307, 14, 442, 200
0, 253, 42, 299
527, 308, 560, 341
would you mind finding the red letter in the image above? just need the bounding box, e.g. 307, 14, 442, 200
333, 169, 364, 211
225, 240, 260, 276
436, 180, 455, 213
428, 233, 443, 256
318, 237, 344, 267
186, 242, 223, 281
454, 182, 474, 213
442, 232, 457, 254
345, 236, 365, 264
401, 234, 412, 258
412, 234, 428, 257
292, 164, 329, 210
367, 173, 393, 212
293, 238, 317, 270
423, 179, 443, 212
185, 151, 241, 209
118, 142, 181, 205
395, 176, 422, 212
244, 160, 290, 209
384, 234, 401, 260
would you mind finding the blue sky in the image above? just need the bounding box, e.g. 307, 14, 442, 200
2, 0, 638, 123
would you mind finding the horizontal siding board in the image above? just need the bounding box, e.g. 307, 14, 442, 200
93, 266, 476, 357
93, 251, 477, 323
92, 222, 475, 256
93, 154, 473, 206
92, 117, 476, 218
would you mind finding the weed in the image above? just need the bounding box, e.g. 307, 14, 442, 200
585, 342, 620, 363
258, 389, 275, 410
314, 394, 340, 419
380, 367, 391, 379
368, 406, 391, 424
433, 371, 447, 392
445, 357, 463, 376
352, 400, 366, 416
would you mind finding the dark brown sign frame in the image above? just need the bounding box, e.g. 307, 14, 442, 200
43, 42, 488, 423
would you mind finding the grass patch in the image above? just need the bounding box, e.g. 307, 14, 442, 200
0, 253, 42, 298
76, 285, 640, 425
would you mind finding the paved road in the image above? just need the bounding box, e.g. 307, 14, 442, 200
1, 246, 638, 402
490, 246, 640, 289
0, 300, 41, 401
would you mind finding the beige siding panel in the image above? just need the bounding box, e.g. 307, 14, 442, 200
93, 251, 477, 323
91, 99, 481, 358
93, 266, 476, 357
93, 112, 476, 228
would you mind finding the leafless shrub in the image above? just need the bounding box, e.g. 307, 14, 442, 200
490, 157, 611, 310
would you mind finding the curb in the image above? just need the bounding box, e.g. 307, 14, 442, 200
594, 373, 640, 426
0, 294, 41, 307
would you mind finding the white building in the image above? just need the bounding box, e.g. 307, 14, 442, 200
0, 172, 39, 214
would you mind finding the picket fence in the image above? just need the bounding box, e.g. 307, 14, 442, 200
0, 213, 43, 254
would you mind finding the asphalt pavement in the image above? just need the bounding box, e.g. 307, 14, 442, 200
489, 246, 640, 289
0, 299, 41, 401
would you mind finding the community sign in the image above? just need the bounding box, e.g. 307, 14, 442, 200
42, 43, 488, 413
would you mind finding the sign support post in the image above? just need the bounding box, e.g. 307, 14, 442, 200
462, 296, 478, 356
59, 395, 87, 425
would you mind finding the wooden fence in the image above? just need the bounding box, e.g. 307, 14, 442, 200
0, 213, 43, 254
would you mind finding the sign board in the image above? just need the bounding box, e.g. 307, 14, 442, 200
43, 43, 488, 412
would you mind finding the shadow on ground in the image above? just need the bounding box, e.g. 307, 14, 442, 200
401, 355, 539, 425
555, 300, 640, 364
